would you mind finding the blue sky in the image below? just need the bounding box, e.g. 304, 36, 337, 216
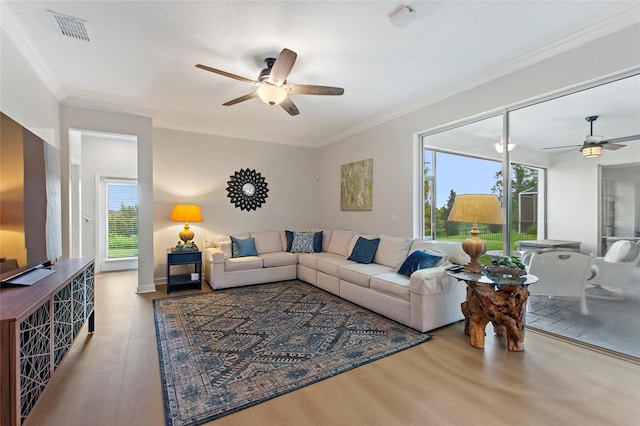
434, 153, 502, 208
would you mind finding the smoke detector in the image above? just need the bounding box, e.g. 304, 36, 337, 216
48, 10, 90, 41
389, 5, 418, 28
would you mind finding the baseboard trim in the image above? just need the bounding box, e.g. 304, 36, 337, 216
136, 283, 156, 293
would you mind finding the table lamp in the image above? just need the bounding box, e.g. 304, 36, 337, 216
447, 194, 504, 273
170, 204, 203, 243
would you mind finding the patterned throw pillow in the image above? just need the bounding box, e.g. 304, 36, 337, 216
291, 232, 315, 253
397, 250, 443, 277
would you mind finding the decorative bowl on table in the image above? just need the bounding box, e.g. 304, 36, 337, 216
485, 264, 526, 280
485, 255, 527, 282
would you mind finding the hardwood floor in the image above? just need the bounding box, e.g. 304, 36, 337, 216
24, 270, 640, 426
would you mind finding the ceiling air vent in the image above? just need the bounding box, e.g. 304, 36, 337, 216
48, 10, 90, 41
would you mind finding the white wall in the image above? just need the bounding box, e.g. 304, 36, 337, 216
0, 28, 60, 148
317, 24, 640, 253
152, 128, 318, 282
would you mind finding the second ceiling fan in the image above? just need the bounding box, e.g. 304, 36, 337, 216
544, 115, 640, 158
196, 48, 344, 116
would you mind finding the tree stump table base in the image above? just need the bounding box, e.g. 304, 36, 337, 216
461, 281, 530, 352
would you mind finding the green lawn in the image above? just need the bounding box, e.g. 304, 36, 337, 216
436, 232, 536, 265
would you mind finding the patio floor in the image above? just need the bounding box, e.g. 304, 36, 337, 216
526, 293, 640, 359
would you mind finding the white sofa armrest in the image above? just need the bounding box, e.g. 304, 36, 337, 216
409, 265, 458, 295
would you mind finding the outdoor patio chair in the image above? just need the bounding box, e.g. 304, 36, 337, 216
586, 240, 640, 300
526, 251, 594, 315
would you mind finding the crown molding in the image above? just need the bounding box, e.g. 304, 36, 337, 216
61, 97, 158, 118
315, 6, 640, 147
153, 119, 308, 148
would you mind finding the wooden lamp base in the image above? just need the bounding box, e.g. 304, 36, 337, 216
462, 224, 487, 273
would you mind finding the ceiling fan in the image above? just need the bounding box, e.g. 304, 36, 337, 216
544, 115, 640, 158
195, 48, 344, 116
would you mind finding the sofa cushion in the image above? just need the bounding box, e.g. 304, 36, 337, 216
397, 250, 443, 277
410, 240, 469, 265
204, 234, 229, 248
316, 255, 355, 276
373, 235, 412, 269
251, 231, 284, 254
339, 263, 395, 288
291, 231, 315, 253
231, 236, 259, 257
370, 273, 410, 301
218, 240, 232, 258
347, 237, 380, 264
224, 256, 263, 272
298, 252, 333, 269
327, 230, 356, 257
259, 252, 298, 267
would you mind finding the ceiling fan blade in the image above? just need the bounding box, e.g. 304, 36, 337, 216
285, 84, 344, 96
223, 91, 258, 106
280, 97, 300, 116
268, 48, 297, 86
601, 134, 640, 144
542, 145, 582, 150
196, 64, 257, 85
602, 143, 626, 150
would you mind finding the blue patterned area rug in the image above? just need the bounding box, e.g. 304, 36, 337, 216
153, 280, 429, 426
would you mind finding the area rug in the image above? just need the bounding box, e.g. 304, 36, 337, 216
153, 280, 429, 426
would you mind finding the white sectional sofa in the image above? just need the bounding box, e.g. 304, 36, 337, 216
202, 229, 469, 332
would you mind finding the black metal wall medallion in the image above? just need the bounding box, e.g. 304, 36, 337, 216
226, 168, 269, 211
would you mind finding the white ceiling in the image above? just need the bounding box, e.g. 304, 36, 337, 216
2, 1, 639, 148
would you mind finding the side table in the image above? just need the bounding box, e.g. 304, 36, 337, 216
166, 250, 202, 294
446, 269, 538, 352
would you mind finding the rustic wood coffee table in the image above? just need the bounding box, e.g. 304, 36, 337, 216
446, 269, 538, 352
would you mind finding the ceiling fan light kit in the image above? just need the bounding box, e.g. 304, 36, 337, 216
196, 48, 344, 116
582, 144, 603, 158
495, 137, 516, 153
257, 84, 287, 105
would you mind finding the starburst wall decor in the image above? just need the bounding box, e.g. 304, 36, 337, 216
226, 168, 269, 211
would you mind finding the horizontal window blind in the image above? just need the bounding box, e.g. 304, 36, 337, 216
106, 182, 138, 259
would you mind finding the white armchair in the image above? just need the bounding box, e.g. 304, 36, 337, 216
526, 251, 594, 315
586, 240, 640, 300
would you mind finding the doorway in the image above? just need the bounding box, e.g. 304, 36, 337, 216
68, 129, 138, 273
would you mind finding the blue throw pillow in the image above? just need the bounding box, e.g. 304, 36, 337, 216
285, 230, 294, 252
314, 231, 323, 253
398, 250, 443, 277
347, 237, 380, 264
230, 236, 258, 257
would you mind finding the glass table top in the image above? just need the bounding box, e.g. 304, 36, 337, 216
445, 269, 538, 286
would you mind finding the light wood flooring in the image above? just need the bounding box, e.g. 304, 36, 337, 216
24, 270, 640, 426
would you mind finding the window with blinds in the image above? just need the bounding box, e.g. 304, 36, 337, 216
106, 181, 138, 259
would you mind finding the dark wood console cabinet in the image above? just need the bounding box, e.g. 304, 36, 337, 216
0, 258, 95, 426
